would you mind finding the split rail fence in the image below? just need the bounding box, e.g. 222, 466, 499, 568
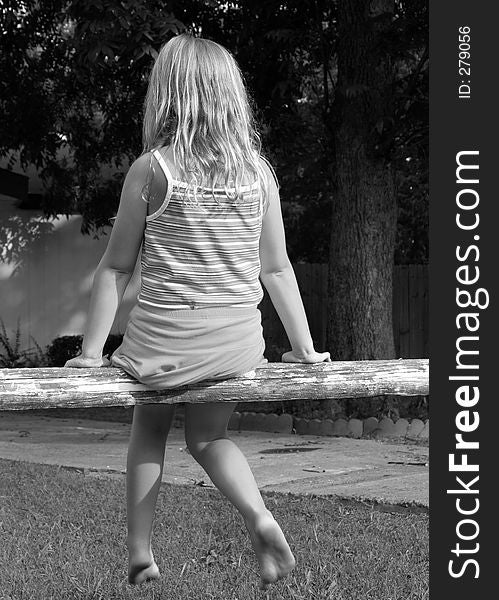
1, 359, 429, 411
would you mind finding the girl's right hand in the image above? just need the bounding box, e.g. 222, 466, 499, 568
281, 350, 331, 364
64, 354, 111, 368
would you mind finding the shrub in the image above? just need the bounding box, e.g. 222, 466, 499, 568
45, 334, 124, 366
45, 335, 83, 367
0, 318, 48, 368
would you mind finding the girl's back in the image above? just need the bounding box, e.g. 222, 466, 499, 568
138, 146, 271, 310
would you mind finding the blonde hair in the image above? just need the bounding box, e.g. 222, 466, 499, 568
142, 34, 269, 207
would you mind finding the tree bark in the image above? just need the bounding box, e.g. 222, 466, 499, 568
327, 0, 397, 361
0, 360, 429, 410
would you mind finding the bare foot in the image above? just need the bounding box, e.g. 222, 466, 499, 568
128, 558, 160, 585
245, 510, 296, 589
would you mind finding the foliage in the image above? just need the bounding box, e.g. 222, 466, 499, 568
0, 0, 70, 170
0, 327, 124, 368
0, 214, 55, 273
390, 1, 429, 263
44, 335, 83, 367
45, 333, 124, 366
0, 0, 183, 235
0, 0, 427, 263
0, 318, 48, 367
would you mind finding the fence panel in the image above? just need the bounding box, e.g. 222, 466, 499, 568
261, 263, 428, 359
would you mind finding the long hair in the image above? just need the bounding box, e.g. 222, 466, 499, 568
142, 34, 269, 207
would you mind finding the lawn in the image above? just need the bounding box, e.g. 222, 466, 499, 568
0, 459, 428, 600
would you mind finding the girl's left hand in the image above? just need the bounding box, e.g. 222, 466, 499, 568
64, 354, 111, 368
281, 350, 331, 364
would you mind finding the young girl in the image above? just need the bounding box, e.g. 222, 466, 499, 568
65, 33, 330, 589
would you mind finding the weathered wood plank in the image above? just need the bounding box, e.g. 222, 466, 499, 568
0, 359, 429, 411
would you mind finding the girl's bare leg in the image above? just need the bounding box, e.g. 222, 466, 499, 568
184, 402, 296, 589
126, 403, 175, 584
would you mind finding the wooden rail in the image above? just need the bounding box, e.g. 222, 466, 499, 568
0, 359, 429, 411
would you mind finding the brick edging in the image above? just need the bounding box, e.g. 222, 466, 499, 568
228, 412, 429, 441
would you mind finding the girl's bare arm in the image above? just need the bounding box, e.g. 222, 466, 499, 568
71, 154, 151, 363
258, 161, 330, 363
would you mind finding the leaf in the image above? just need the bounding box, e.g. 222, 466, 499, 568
101, 45, 115, 60
87, 46, 101, 62
343, 84, 370, 98
265, 29, 295, 42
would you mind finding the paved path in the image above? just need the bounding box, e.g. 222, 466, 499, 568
0, 413, 428, 508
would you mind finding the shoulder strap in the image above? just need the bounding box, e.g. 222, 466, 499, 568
152, 149, 174, 186
260, 156, 279, 217
145, 150, 174, 221
260, 155, 279, 190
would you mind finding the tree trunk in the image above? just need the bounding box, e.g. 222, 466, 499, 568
327, 0, 397, 362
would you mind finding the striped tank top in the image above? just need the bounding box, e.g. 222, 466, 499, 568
137, 149, 269, 310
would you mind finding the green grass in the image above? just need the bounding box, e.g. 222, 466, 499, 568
0, 459, 428, 600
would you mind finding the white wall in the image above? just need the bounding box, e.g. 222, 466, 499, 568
0, 195, 140, 352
